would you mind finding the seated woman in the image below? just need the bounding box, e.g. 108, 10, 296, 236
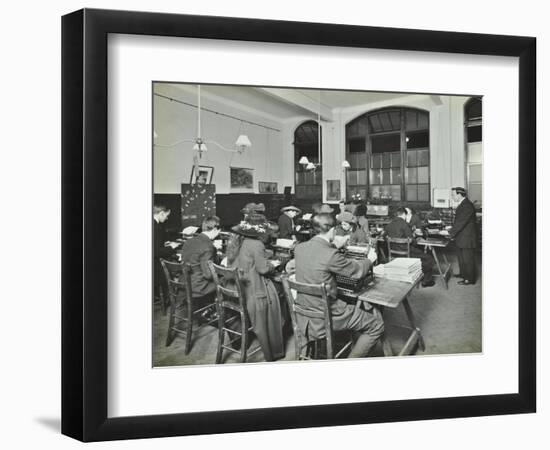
334, 211, 369, 245
354, 203, 370, 236
225, 214, 286, 361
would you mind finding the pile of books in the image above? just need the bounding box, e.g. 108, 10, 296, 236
375, 258, 422, 283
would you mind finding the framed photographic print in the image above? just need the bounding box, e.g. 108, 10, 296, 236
326, 180, 341, 201
230, 167, 254, 190
62, 8, 536, 442
259, 181, 278, 193
189, 165, 214, 184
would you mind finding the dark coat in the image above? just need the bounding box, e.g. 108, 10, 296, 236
229, 238, 285, 361
180, 233, 217, 297
277, 213, 295, 239
384, 216, 413, 253
154, 219, 175, 282
294, 236, 370, 338
450, 198, 478, 248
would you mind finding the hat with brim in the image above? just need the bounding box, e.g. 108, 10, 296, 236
231, 214, 271, 238
336, 211, 357, 224
318, 204, 334, 214
281, 205, 301, 214
452, 187, 467, 196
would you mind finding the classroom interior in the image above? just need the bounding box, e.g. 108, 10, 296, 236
153, 82, 483, 366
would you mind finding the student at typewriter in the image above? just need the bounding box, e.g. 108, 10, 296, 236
385, 207, 435, 287
278, 205, 301, 240
405, 207, 425, 236
180, 216, 223, 321
294, 213, 383, 358
334, 211, 369, 245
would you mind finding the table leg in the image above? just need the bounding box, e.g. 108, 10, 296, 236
431, 246, 448, 289
402, 297, 425, 352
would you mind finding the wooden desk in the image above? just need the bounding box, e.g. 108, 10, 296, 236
416, 237, 452, 289
342, 273, 424, 357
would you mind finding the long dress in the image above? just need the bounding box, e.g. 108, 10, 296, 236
229, 238, 285, 361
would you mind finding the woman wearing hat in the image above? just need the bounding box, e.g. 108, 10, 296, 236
277, 205, 301, 240
225, 214, 285, 361
335, 211, 369, 246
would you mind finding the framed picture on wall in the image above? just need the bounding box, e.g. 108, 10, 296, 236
326, 179, 341, 201
230, 167, 254, 190
259, 181, 278, 193
62, 8, 535, 442
189, 165, 214, 184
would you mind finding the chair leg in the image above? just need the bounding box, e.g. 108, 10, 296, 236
215, 307, 225, 364
240, 313, 249, 363
185, 298, 194, 355
165, 303, 176, 347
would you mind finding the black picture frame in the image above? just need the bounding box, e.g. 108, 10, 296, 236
189, 165, 214, 184
259, 181, 278, 194
62, 8, 536, 442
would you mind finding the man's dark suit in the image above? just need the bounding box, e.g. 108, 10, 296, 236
385, 216, 434, 282
180, 233, 217, 297
277, 213, 295, 239
294, 236, 384, 358
153, 219, 175, 298
450, 198, 478, 283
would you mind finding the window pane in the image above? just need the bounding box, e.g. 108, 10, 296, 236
371, 185, 380, 198
382, 152, 391, 168
356, 152, 367, 168
418, 166, 429, 183
357, 170, 367, 185
417, 112, 429, 130
369, 115, 383, 133
391, 185, 401, 201
349, 138, 364, 153
406, 167, 417, 183
370, 169, 381, 185
380, 185, 391, 198
382, 169, 391, 184
418, 184, 430, 202
371, 133, 400, 154
372, 154, 381, 169
418, 149, 429, 166
389, 111, 401, 130
407, 150, 417, 167
468, 184, 482, 206
467, 125, 482, 143
347, 170, 357, 185
469, 164, 482, 183
406, 185, 418, 201
406, 110, 417, 130
406, 130, 429, 149
466, 98, 482, 120
358, 119, 369, 136
391, 168, 401, 184
391, 152, 401, 168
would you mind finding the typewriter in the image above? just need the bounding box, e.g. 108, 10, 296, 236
336, 244, 374, 299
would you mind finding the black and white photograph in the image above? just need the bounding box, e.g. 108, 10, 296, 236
152, 82, 483, 366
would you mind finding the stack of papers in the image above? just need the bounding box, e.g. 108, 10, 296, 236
276, 238, 294, 249
302, 213, 312, 220
376, 258, 422, 283
181, 226, 198, 235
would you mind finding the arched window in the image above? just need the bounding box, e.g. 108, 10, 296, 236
294, 120, 322, 199
465, 97, 482, 206
345, 107, 430, 203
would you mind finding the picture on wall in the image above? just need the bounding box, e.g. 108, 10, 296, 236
326, 179, 341, 201
259, 181, 278, 193
190, 165, 214, 184
230, 167, 254, 190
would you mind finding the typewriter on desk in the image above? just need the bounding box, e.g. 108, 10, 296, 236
336, 245, 374, 300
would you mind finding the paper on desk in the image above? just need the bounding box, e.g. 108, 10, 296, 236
276, 238, 294, 248
302, 213, 312, 220
181, 226, 198, 235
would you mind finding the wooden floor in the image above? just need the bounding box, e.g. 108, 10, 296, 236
153, 257, 482, 367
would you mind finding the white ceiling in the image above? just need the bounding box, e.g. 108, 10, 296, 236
193, 84, 414, 122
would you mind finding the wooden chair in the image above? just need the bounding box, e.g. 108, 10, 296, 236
160, 259, 217, 355
281, 275, 352, 360
208, 262, 262, 364
386, 237, 412, 261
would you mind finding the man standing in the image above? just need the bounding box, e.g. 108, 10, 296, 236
278, 205, 301, 240
443, 187, 478, 285
385, 207, 435, 287
294, 213, 383, 358
153, 205, 179, 302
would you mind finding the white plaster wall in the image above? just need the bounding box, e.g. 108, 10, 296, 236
153, 83, 284, 194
